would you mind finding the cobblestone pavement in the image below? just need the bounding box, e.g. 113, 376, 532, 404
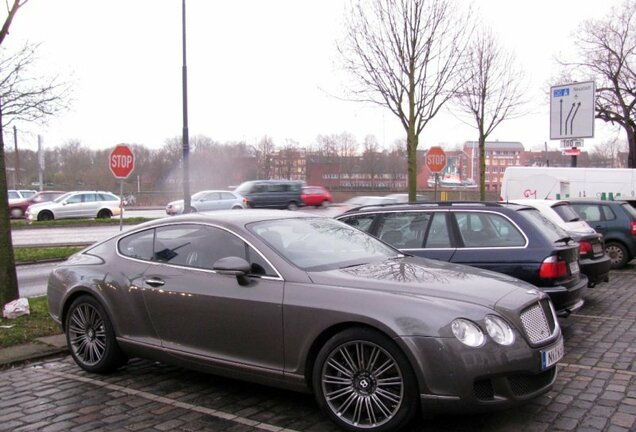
1, 270, 636, 431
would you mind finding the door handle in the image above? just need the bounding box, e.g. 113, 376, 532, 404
144, 278, 165, 287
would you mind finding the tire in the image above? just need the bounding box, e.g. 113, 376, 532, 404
287, 201, 299, 211
313, 328, 418, 432
320, 200, 331, 208
97, 209, 112, 219
606, 241, 629, 269
65, 295, 126, 373
10, 208, 24, 218
38, 211, 54, 221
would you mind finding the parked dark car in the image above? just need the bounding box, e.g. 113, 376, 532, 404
48, 210, 563, 432
508, 199, 610, 287
235, 179, 305, 210
8, 190, 65, 219
569, 199, 636, 269
337, 202, 588, 316
300, 185, 332, 207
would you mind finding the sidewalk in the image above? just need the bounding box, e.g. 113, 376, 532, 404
0, 334, 67, 367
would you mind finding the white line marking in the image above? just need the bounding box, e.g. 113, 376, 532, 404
36, 368, 302, 432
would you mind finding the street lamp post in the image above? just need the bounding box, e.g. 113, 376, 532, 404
181, 0, 191, 213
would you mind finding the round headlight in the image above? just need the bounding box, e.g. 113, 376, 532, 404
451, 319, 485, 347
484, 315, 515, 346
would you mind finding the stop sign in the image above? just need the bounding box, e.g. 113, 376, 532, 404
426, 146, 447, 173
109, 144, 135, 179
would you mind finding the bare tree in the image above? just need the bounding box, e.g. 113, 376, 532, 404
455, 29, 527, 200
256, 135, 275, 179
0, 0, 30, 306
340, 0, 472, 201
589, 137, 628, 167
560, 1, 636, 167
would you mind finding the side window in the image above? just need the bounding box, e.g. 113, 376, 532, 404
99, 193, 117, 202
154, 225, 277, 277
377, 213, 431, 249
573, 204, 601, 222
456, 212, 524, 248
424, 213, 451, 248
339, 215, 376, 233
205, 192, 221, 201
268, 184, 284, 192
83, 194, 97, 202
253, 184, 266, 193
119, 229, 156, 261
601, 205, 616, 221
221, 192, 235, 200
66, 194, 82, 204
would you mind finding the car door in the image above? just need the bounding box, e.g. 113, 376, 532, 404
198, 192, 221, 211
375, 211, 456, 261
141, 223, 285, 371
57, 193, 84, 218
571, 203, 607, 235
450, 211, 527, 274
80, 193, 101, 217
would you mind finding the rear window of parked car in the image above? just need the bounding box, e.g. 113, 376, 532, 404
455, 212, 525, 248
516, 208, 569, 242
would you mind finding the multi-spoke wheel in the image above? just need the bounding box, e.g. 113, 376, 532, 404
65, 296, 125, 373
313, 328, 417, 432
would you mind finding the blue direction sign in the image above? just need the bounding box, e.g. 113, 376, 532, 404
550, 81, 595, 140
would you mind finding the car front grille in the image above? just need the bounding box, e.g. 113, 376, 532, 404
473, 368, 556, 401
520, 299, 557, 345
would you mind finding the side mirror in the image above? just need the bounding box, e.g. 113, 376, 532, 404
213, 256, 251, 286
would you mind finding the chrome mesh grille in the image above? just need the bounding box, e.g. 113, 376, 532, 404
520, 302, 554, 344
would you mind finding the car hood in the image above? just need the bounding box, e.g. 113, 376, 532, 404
27, 201, 55, 211
308, 256, 536, 310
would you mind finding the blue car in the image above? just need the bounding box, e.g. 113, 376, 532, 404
337, 201, 588, 316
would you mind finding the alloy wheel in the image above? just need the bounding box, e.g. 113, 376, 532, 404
68, 303, 107, 366
321, 340, 404, 429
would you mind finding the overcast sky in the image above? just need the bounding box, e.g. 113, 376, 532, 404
6, 0, 627, 154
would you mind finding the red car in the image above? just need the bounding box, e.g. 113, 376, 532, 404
9, 190, 66, 219
300, 186, 332, 207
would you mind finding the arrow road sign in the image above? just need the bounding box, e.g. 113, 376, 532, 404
550, 81, 595, 140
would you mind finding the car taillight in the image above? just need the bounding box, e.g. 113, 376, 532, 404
579, 241, 592, 256
539, 256, 568, 279
631, 220, 636, 235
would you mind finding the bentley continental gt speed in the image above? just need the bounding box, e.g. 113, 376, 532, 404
48, 210, 564, 432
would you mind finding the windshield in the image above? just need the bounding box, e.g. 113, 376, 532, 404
191, 191, 208, 200
552, 204, 581, 222
517, 208, 571, 242
235, 182, 254, 195
249, 218, 400, 271
53, 192, 73, 203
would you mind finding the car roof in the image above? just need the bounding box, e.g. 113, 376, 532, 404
506, 199, 569, 208
340, 201, 534, 214
138, 209, 314, 230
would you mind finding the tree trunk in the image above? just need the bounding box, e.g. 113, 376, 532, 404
0, 99, 20, 306
627, 125, 636, 168
407, 130, 418, 202
479, 135, 487, 201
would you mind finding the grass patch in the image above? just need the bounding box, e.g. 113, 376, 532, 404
14, 246, 84, 263
0, 296, 61, 348
11, 216, 153, 229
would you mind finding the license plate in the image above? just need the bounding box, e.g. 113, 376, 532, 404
593, 243, 603, 255
569, 261, 580, 274
541, 338, 564, 369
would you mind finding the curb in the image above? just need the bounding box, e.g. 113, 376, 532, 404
0, 334, 68, 368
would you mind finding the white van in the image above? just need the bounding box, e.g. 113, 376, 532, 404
501, 167, 636, 202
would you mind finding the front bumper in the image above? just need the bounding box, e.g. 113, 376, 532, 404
400, 332, 562, 414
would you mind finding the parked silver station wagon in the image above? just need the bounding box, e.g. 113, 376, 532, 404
48, 210, 563, 431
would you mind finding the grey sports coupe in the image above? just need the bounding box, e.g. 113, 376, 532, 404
48, 210, 563, 432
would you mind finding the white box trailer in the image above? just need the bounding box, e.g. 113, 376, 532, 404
500, 167, 636, 201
